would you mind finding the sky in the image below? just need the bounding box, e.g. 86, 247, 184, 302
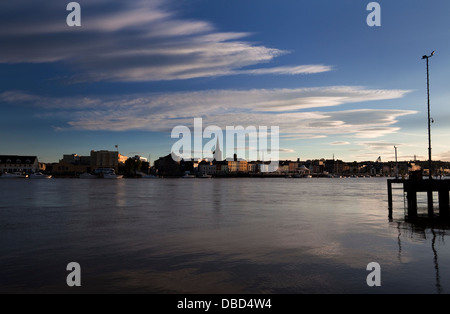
0, 0, 449, 163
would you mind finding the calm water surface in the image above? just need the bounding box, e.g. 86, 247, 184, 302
1, 177, 449, 294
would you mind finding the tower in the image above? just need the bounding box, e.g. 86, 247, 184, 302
213, 137, 223, 161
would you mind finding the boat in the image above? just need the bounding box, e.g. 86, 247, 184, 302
94, 168, 123, 179
141, 175, 158, 179
197, 173, 212, 179
182, 172, 195, 178
136, 171, 158, 179
29, 172, 52, 179
0, 172, 28, 179
103, 173, 124, 179
292, 173, 312, 178
80, 172, 96, 179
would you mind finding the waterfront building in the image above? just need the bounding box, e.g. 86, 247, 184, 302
62, 154, 80, 164
213, 160, 229, 174
129, 155, 147, 162
227, 160, 239, 172
198, 160, 216, 175
52, 153, 92, 176
90, 150, 122, 172
228, 160, 248, 173
298, 165, 311, 176
155, 154, 181, 176
278, 161, 290, 173
258, 161, 273, 173
289, 160, 300, 173
52, 161, 91, 176
382, 164, 392, 176
0, 155, 40, 174
238, 160, 248, 173
226, 154, 248, 173
248, 162, 258, 173
311, 160, 325, 174
180, 158, 200, 174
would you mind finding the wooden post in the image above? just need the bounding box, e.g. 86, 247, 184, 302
387, 180, 393, 219
438, 190, 449, 219
407, 189, 418, 219
427, 189, 434, 218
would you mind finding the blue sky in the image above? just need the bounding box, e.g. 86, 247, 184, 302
0, 0, 449, 163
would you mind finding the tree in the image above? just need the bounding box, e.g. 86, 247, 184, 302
125, 158, 142, 174
141, 161, 150, 173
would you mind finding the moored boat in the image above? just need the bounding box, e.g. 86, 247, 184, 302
141, 175, 158, 179
80, 172, 96, 179
0, 172, 28, 179
29, 172, 52, 179
94, 168, 123, 179
103, 173, 124, 179
136, 171, 158, 179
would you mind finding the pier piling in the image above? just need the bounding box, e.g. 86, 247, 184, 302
388, 178, 450, 220
428, 190, 434, 218
387, 180, 393, 219
438, 189, 450, 219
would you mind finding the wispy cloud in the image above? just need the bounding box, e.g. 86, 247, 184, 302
4, 86, 416, 141
237, 65, 333, 76
359, 142, 402, 150
0, 91, 40, 103
351, 142, 414, 161
431, 151, 450, 162
0, 0, 330, 82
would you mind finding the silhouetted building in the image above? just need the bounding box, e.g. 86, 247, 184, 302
155, 154, 181, 176
52, 153, 92, 176
180, 159, 199, 174
0, 155, 39, 174
324, 159, 345, 175
90, 150, 121, 172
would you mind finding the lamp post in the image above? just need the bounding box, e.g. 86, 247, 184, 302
394, 146, 398, 179
422, 51, 435, 180
422, 51, 435, 216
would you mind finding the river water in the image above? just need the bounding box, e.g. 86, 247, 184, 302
1, 177, 449, 294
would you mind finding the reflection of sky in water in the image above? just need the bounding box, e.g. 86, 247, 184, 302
0, 178, 449, 293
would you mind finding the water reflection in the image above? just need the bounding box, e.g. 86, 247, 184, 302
396, 222, 402, 263
2, 178, 450, 293
394, 219, 449, 294
431, 229, 442, 294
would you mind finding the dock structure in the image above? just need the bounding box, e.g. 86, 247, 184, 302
388, 178, 450, 220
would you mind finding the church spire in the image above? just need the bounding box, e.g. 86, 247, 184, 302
213, 137, 223, 161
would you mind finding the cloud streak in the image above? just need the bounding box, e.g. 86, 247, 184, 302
0, 0, 330, 82
3, 86, 416, 141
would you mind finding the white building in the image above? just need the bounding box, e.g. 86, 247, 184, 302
0, 155, 40, 174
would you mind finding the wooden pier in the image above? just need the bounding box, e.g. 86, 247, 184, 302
388, 178, 450, 220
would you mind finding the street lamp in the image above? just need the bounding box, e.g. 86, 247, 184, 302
422, 51, 435, 180
394, 146, 398, 179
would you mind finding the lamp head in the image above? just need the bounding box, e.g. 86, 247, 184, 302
422, 51, 436, 59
